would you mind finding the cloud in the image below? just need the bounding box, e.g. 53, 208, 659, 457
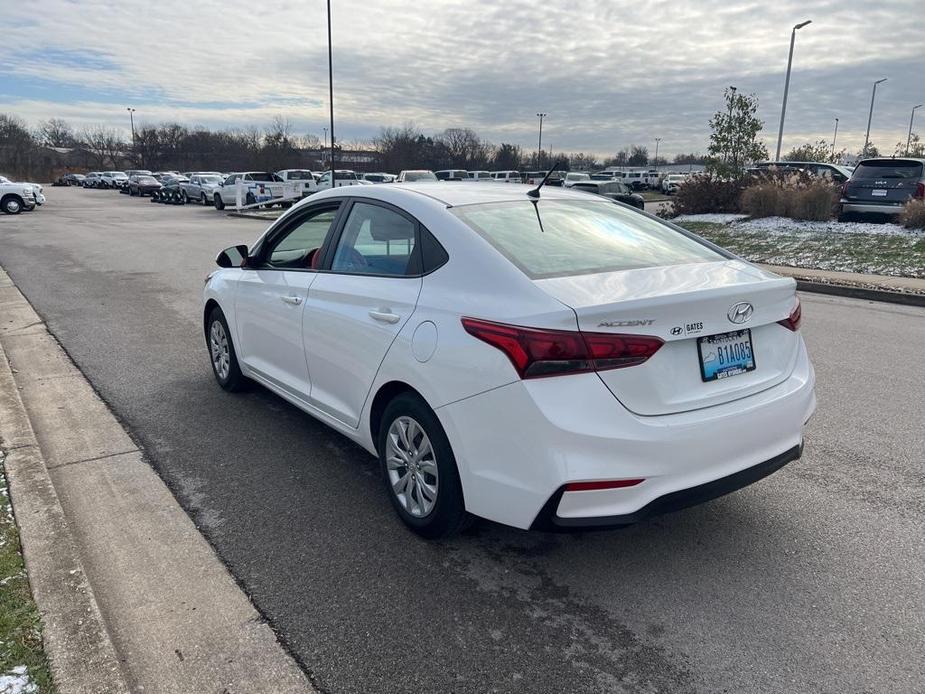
1, 0, 921, 156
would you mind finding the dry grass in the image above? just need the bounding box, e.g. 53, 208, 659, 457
899, 199, 925, 229
739, 173, 838, 221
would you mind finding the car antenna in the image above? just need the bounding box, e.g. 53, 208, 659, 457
527, 160, 564, 199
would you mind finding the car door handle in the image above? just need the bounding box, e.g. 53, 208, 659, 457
368, 309, 400, 324
280, 295, 303, 305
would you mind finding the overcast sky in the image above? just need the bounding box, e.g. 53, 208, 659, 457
1, 0, 921, 158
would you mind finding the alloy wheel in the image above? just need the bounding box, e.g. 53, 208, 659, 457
386, 416, 439, 518
209, 320, 230, 381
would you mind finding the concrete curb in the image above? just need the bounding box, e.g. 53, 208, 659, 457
759, 265, 925, 307
225, 210, 282, 221
0, 335, 131, 692
793, 280, 925, 307
0, 266, 316, 693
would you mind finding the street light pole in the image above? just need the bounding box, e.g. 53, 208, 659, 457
831, 117, 839, 159
536, 113, 546, 165
863, 78, 887, 157
326, 0, 335, 188
907, 104, 923, 155
775, 20, 812, 161
653, 137, 661, 170
126, 107, 137, 165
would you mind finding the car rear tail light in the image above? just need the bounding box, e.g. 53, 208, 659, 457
461, 318, 663, 379
565, 479, 645, 492
915, 182, 925, 199
777, 297, 802, 331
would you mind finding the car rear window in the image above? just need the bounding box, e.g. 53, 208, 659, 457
452, 199, 725, 279
285, 171, 315, 180
852, 160, 923, 180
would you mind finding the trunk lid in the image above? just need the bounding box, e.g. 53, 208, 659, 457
536, 260, 800, 416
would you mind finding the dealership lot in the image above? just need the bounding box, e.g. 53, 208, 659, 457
1, 188, 923, 693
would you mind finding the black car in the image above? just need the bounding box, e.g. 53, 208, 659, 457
840, 158, 925, 221
127, 175, 163, 197
568, 180, 646, 209
55, 173, 86, 187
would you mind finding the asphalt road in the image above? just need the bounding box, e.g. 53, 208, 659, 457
2, 188, 923, 694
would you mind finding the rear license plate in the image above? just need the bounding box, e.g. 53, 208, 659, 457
871, 189, 888, 197
697, 329, 755, 382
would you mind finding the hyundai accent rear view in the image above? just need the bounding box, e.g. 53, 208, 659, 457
203, 183, 815, 537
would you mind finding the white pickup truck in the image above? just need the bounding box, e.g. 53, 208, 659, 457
0, 175, 42, 214
276, 169, 319, 198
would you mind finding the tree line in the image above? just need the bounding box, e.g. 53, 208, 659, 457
1, 113, 709, 182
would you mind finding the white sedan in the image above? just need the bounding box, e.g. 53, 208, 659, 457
203, 183, 815, 537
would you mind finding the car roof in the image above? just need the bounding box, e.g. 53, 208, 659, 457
311, 182, 600, 208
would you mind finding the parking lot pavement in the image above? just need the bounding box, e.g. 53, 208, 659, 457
2, 188, 923, 694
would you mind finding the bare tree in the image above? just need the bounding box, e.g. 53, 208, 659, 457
80, 125, 125, 168
0, 114, 36, 177
38, 118, 78, 148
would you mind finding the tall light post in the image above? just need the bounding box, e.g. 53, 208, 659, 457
326, 0, 335, 188
907, 104, 923, 155
323, 127, 328, 150
831, 117, 839, 159
653, 137, 661, 170
126, 107, 137, 165
536, 113, 546, 165
775, 20, 812, 161
126, 107, 136, 145
863, 78, 887, 157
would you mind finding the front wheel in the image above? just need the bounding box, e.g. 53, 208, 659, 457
1, 195, 24, 215
206, 307, 247, 391
214, 194, 225, 210
378, 393, 469, 538
201, 193, 208, 205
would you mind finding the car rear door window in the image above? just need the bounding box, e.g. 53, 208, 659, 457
331, 203, 417, 276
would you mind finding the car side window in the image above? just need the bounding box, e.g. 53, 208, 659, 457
266, 206, 340, 269
223, 175, 236, 186
331, 203, 417, 276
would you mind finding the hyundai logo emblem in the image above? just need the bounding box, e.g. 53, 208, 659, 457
727, 302, 754, 324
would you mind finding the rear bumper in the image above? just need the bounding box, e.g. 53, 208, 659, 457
437, 338, 815, 530
840, 200, 904, 216
531, 443, 802, 530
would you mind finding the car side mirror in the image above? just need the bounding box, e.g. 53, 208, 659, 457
216, 244, 249, 268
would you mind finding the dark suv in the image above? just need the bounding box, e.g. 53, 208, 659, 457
839, 158, 925, 221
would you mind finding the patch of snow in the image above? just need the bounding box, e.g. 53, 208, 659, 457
0, 666, 37, 694
672, 213, 749, 224
733, 216, 920, 237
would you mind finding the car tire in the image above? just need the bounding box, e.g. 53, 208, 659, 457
1, 195, 24, 215
182, 191, 190, 204
245, 192, 256, 207
378, 392, 470, 538
206, 306, 247, 392
214, 194, 225, 210
837, 211, 855, 223
200, 193, 208, 205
